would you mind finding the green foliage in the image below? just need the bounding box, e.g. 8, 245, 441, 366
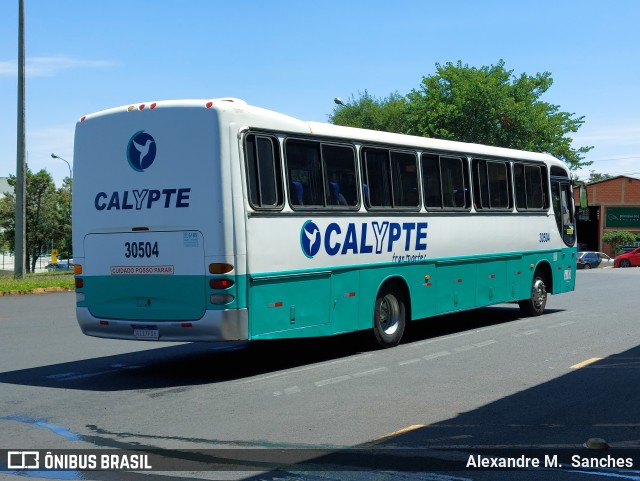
0, 168, 72, 273
587, 171, 613, 183
329, 60, 593, 171
0, 271, 74, 294
601, 231, 638, 254
331, 90, 409, 133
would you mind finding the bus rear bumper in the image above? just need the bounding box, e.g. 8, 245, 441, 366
76, 307, 249, 342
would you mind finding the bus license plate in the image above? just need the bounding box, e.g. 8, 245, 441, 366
133, 326, 159, 340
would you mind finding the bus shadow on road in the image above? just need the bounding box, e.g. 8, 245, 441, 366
0, 304, 547, 392
231, 343, 640, 480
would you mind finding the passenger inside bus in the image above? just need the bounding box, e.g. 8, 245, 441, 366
290, 181, 304, 205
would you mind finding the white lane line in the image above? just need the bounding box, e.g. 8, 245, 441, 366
315, 375, 352, 387
453, 345, 475, 352
513, 328, 542, 337
398, 358, 422, 366
241, 353, 373, 384
352, 367, 388, 378
46, 372, 77, 380
423, 351, 451, 361
474, 339, 497, 348
548, 320, 577, 329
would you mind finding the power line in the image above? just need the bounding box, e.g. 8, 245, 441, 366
585, 155, 640, 163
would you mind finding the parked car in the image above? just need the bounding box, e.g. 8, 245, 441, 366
577, 251, 614, 269
46, 259, 74, 271
614, 247, 640, 268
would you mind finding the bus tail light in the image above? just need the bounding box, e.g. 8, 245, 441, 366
75, 278, 84, 289
209, 263, 233, 274
210, 279, 234, 289
211, 294, 234, 305
74, 264, 83, 275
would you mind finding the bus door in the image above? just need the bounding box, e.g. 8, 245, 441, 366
551, 177, 577, 293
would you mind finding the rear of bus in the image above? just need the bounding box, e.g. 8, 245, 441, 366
73, 99, 247, 341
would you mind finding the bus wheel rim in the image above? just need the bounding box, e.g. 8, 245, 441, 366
379, 294, 399, 335
532, 279, 547, 309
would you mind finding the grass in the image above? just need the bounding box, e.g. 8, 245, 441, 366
0, 271, 75, 295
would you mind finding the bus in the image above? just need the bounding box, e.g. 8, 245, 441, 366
72, 98, 577, 348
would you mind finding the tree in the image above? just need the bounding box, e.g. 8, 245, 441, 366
0, 168, 68, 272
331, 90, 409, 133
587, 171, 613, 183
329, 60, 593, 171
602, 231, 638, 255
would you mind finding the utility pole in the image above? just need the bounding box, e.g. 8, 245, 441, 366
15, 0, 26, 278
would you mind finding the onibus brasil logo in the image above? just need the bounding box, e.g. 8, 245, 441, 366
300, 219, 428, 260
127, 130, 156, 172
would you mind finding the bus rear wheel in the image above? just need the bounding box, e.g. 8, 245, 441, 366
518, 272, 548, 317
373, 285, 406, 348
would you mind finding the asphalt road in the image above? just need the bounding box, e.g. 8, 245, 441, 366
1, 268, 639, 481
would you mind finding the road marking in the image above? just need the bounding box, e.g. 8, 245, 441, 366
398, 358, 421, 366
241, 353, 373, 384
423, 351, 451, 360
352, 367, 388, 378
548, 320, 576, 329
453, 345, 475, 352
314, 375, 351, 387
513, 328, 542, 337
46, 372, 77, 380
474, 339, 497, 348
570, 357, 603, 369
363, 424, 426, 446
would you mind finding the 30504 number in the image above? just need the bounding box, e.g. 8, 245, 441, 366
539, 232, 551, 243
125, 241, 159, 258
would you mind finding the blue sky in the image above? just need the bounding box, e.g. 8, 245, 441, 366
1, 0, 639, 186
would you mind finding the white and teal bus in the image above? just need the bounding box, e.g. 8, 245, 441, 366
72, 98, 576, 348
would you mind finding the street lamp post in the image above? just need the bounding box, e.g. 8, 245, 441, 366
51, 153, 72, 181
51, 153, 72, 266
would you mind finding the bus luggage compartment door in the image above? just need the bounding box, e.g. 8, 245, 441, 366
82, 231, 206, 321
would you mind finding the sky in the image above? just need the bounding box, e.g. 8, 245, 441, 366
1, 0, 640, 187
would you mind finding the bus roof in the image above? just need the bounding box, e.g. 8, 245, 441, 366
79, 97, 566, 169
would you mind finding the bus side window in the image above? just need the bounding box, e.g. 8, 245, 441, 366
391, 150, 419, 208
421, 153, 443, 209
244, 134, 282, 209
362, 148, 393, 208
322, 143, 357, 208
285, 139, 324, 207
441, 157, 468, 209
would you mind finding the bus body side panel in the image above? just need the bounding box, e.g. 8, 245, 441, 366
243, 211, 573, 339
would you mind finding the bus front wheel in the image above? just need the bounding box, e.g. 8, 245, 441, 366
518, 272, 548, 317
373, 285, 406, 348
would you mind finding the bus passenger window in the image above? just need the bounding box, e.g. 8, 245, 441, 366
391, 151, 419, 208
244, 134, 282, 209
441, 157, 468, 209
363, 148, 392, 208
322, 143, 357, 208
285, 139, 324, 207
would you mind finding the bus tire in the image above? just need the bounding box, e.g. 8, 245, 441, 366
518, 272, 548, 317
373, 285, 406, 348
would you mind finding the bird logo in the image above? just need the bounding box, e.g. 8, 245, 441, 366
300, 221, 321, 259
127, 131, 157, 172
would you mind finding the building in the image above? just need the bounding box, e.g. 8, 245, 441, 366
573, 175, 640, 255
0, 177, 10, 197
